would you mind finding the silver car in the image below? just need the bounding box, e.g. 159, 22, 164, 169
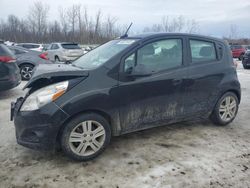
46, 43, 84, 62
15, 43, 43, 52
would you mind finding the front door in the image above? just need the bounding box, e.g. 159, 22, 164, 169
118, 38, 188, 133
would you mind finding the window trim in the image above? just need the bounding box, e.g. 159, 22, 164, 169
189, 39, 219, 64
122, 38, 184, 74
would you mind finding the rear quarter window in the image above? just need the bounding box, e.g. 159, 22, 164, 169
190, 39, 217, 63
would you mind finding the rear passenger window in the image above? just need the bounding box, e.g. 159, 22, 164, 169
190, 40, 217, 63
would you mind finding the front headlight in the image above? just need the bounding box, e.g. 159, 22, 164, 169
20, 81, 69, 111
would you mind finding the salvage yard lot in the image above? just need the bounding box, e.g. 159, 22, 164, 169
0, 62, 250, 188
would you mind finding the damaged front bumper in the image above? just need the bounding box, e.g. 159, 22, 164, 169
11, 97, 69, 150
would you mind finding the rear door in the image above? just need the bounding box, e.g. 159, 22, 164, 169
184, 38, 225, 116
61, 43, 83, 57
118, 37, 188, 133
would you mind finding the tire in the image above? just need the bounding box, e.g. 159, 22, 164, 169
243, 64, 249, 69
210, 92, 239, 126
60, 113, 111, 161
20, 64, 34, 80
55, 56, 60, 63
239, 54, 244, 61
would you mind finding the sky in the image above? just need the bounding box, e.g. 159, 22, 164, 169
0, 0, 250, 38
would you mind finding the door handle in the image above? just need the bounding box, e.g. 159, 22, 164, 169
172, 79, 182, 85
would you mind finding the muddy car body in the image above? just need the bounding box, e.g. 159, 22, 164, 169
11, 33, 241, 161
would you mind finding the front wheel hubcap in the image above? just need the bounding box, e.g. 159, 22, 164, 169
219, 96, 237, 122
69, 120, 106, 156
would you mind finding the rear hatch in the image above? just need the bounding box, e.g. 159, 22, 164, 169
62, 43, 84, 57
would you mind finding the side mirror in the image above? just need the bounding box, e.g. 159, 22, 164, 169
127, 64, 152, 77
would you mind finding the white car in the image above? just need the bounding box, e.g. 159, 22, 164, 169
16, 43, 43, 52
46, 43, 85, 62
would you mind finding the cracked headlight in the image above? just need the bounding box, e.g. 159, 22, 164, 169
20, 81, 68, 111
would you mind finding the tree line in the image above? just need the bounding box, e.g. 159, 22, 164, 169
1, 1, 200, 44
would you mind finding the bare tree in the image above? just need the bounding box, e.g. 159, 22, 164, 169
59, 7, 68, 39
143, 16, 199, 34
27, 1, 49, 42
67, 4, 80, 41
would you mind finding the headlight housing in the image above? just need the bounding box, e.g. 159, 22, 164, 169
20, 81, 68, 111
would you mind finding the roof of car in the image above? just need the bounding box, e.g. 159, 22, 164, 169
51, 42, 79, 45
126, 33, 225, 43
9, 45, 30, 51
16, 43, 42, 46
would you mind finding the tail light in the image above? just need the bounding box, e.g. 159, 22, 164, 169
0, 56, 16, 63
39, 52, 49, 60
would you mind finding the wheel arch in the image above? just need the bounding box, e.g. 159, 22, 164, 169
224, 89, 241, 103
55, 55, 60, 60
18, 62, 35, 68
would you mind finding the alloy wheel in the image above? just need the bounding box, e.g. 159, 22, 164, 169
69, 120, 106, 156
219, 96, 237, 122
21, 66, 33, 80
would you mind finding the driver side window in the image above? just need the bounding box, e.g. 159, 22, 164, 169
124, 39, 183, 73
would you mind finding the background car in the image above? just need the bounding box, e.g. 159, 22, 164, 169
230, 44, 246, 60
15, 43, 43, 52
243, 50, 250, 69
0, 44, 21, 91
46, 42, 84, 63
9, 46, 52, 80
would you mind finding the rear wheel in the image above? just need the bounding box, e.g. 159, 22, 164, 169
20, 64, 34, 80
60, 113, 111, 161
239, 54, 244, 61
243, 64, 249, 69
55, 56, 60, 63
210, 92, 239, 126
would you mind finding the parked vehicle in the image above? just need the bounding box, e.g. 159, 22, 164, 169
242, 50, 250, 69
46, 43, 84, 63
11, 33, 241, 161
230, 45, 246, 60
16, 43, 43, 52
0, 44, 21, 91
9, 46, 52, 80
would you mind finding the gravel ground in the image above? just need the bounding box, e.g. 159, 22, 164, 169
0, 62, 249, 188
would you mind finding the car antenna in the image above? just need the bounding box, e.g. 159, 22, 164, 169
120, 22, 133, 39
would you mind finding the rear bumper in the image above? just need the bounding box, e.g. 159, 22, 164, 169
12, 98, 70, 150
61, 56, 79, 62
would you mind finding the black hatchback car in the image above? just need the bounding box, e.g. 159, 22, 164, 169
11, 33, 241, 161
242, 50, 250, 69
0, 44, 21, 91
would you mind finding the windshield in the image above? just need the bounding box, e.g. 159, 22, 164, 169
72, 39, 137, 69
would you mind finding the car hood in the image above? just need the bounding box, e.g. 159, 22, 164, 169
24, 64, 88, 89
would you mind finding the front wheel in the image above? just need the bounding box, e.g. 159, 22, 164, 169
60, 113, 111, 161
210, 92, 239, 126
